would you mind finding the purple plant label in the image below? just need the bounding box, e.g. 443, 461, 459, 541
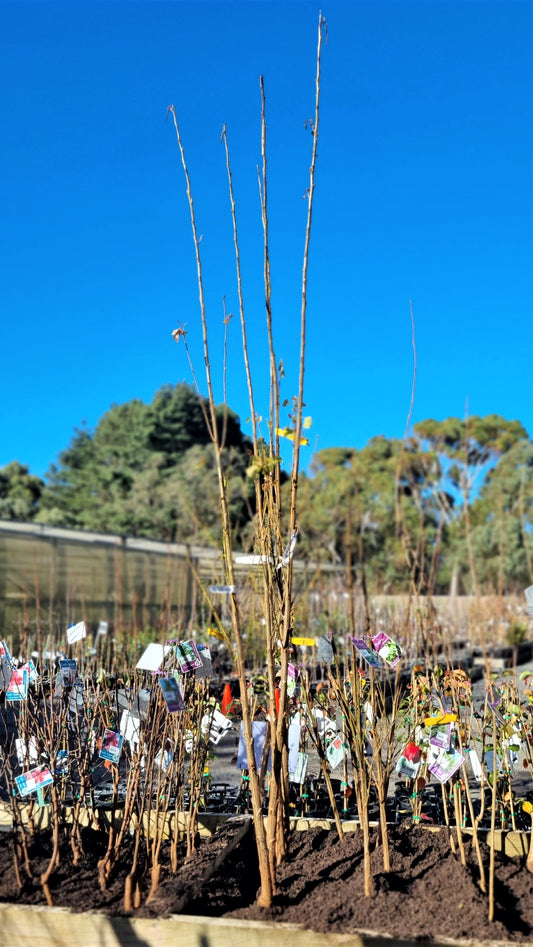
159, 675, 186, 713
348, 636, 381, 668
429, 723, 451, 750
175, 639, 202, 673
371, 631, 402, 667
428, 748, 464, 784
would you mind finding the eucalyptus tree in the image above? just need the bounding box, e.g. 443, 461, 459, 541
414, 415, 528, 595
469, 438, 533, 593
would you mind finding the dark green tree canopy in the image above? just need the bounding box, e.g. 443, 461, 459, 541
33, 384, 253, 542
2, 405, 531, 594
0, 462, 43, 521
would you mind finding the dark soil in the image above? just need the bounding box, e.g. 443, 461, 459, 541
0, 818, 257, 917
229, 825, 533, 943
1, 821, 533, 943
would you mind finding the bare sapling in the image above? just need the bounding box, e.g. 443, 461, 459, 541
185, 679, 211, 856
167, 105, 274, 905
447, 671, 487, 892
2, 751, 33, 887
301, 673, 344, 841
168, 11, 326, 907
368, 666, 403, 873
336, 649, 374, 896
488, 705, 498, 922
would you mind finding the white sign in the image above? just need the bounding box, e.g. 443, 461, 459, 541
136, 642, 170, 672
66, 621, 86, 644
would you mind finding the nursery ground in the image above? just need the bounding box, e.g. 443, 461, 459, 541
1, 821, 533, 944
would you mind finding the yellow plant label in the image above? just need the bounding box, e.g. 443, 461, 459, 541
291, 637, 315, 646
423, 712, 458, 727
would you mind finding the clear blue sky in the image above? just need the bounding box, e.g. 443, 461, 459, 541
1, 0, 532, 479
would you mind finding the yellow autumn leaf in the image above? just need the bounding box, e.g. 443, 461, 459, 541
207, 626, 227, 641
276, 427, 309, 446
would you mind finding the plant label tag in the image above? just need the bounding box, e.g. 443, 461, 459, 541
59, 659, 77, 686
159, 675, 186, 713
16, 737, 40, 769
0, 641, 12, 664
195, 644, 213, 680
312, 707, 337, 738
21, 659, 39, 683
99, 729, 124, 764
6, 667, 29, 701
136, 642, 171, 671
288, 723, 301, 774
155, 742, 174, 772
237, 720, 269, 771
66, 621, 86, 644
429, 723, 451, 750
348, 636, 381, 668
202, 708, 232, 744
468, 747, 483, 782
0, 657, 12, 692
317, 636, 334, 664
325, 734, 345, 770
289, 751, 308, 784
371, 631, 402, 667
175, 639, 202, 673
16, 764, 54, 797
287, 663, 298, 697
396, 755, 421, 779
428, 747, 464, 783
120, 709, 141, 746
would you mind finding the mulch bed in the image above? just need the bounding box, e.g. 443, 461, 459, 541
1, 821, 533, 943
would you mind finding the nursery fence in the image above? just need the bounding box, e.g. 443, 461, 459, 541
0, 519, 520, 644
0, 520, 223, 638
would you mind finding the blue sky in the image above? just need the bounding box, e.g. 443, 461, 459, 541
1, 0, 532, 479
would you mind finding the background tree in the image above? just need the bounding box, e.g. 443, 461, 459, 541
469, 439, 533, 593
296, 436, 440, 596
2, 408, 530, 596
414, 414, 528, 595
0, 462, 43, 521
35, 383, 254, 542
